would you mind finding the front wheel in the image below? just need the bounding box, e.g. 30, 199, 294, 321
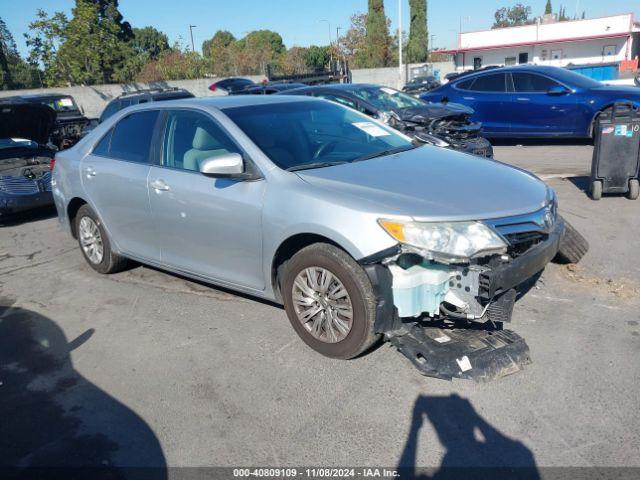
590, 180, 602, 200
282, 243, 380, 359
628, 179, 639, 200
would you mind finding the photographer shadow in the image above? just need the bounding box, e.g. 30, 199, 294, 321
398, 394, 539, 480
0, 301, 166, 477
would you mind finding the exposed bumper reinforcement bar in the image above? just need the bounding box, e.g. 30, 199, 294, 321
389, 324, 531, 382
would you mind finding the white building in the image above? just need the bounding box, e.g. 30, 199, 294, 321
442, 13, 640, 77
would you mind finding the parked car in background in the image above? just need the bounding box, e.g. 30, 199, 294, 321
53, 96, 578, 363
282, 83, 493, 157
0, 93, 92, 150
0, 103, 55, 216
232, 82, 308, 95
421, 65, 640, 138
402, 75, 441, 95
209, 77, 255, 94
99, 88, 194, 123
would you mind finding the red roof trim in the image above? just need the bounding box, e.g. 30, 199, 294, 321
440, 32, 631, 54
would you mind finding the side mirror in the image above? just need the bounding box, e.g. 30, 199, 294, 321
548, 85, 569, 96
199, 153, 244, 178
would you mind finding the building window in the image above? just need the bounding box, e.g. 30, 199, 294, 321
505, 57, 517, 66
473, 57, 482, 70
518, 52, 529, 64
603, 45, 616, 57
551, 49, 562, 60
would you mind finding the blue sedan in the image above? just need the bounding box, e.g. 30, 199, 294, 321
421, 65, 640, 138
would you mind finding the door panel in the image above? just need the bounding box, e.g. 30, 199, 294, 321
508, 72, 579, 136
148, 109, 265, 289
463, 73, 511, 135
81, 111, 160, 261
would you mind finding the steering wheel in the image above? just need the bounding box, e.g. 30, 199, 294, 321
313, 141, 340, 160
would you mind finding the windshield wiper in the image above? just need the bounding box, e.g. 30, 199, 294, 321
352, 144, 419, 163
286, 161, 349, 172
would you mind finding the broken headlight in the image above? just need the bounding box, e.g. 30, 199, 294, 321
378, 219, 507, 262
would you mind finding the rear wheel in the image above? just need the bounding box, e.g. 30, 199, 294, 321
282, 243, 379, 359
590, 180, 602, 200
75, 204, 128, 274
628, 179, 639, 200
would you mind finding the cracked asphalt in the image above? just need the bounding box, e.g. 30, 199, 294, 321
1, 143, 639, 474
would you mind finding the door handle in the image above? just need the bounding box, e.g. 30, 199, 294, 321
463, 96, 475, 100
84, 167, 96, 178
516, 97, 530, 101
150, 179, 170, 191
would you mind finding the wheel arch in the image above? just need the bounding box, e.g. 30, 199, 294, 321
66, 197, 88, 238
270, 233, 347, 303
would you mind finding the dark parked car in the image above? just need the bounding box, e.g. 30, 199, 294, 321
99, 88, 194, 123
403, 75, 441, 95
208, 77, 255, 93
281, 83, 493, 157
0, 93, 91, 150
0, 103, 55, 216
421, 65, 640, 138
232, 82, 308, 95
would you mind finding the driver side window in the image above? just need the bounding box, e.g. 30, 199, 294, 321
162, 110, 241, 172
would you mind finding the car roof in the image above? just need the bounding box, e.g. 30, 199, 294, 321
0, 93, 73, 102
280, 83, 384, 95
451, 64, 569, 82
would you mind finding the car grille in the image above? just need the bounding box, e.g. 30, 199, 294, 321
485, 206, 556, 257
0, 171, 51, 195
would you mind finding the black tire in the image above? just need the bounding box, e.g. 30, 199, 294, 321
281, 243, 380, 359
627, 179, 639, 200
553, 218, 589, 265
590, 180, 602, 200
75, 204, 128, 274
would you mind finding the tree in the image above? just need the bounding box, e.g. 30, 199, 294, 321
544, 0, 552, 15
303, 45, 330, 71
25, 9, 70, 86
339, 12, 367, 63
407, 0, 428, 64
558, 5, 569, 21
202, 30, 235, 59
492, 4, 534, 29
363, 0, 392, 68
1, 16, 40, 89
136, 48, 206, 82
278, 46, 308, 75
132, 27, 169, 60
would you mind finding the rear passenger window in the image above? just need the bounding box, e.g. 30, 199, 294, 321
455, 78, 474, 90
469, 73, 506, 92
108, 110, 159, 163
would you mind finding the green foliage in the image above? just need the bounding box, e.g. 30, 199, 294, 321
132, 27, 169, 60
558, 5, 569, 21
303, 45, 330, 71
363, 0, 392, 68
406, 0, 428, 64
544, 0, 553, 15
25, 9, 70, 86
136, 49, 206, 82
202, 30, 235, 59
1, 16, 40, 89
492, 4, 534, 29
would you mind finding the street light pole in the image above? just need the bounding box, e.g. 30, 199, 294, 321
398, 0, 403, 87
189, 25, 197, 53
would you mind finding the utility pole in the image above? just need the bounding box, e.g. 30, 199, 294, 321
320, 19, 333, 64
398, 0, 403, 87
189, 25, 197, 53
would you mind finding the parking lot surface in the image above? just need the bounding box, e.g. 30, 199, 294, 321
1, 143, 639, 473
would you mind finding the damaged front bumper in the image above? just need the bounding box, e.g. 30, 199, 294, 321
361, 218, 564, 381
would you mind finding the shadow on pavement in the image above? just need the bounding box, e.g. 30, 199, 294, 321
398, 394, 539, 480
0, 206, 58, 227
0, 299, 166, 479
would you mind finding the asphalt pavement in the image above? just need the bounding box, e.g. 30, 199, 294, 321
1, 143, 639, 475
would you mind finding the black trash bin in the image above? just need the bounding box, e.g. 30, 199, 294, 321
590, 102, 640, 200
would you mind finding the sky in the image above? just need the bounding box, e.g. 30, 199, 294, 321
3, 0, 640, 58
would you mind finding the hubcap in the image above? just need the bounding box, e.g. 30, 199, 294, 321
78, 216, 104, 265
292, 267, 353, 343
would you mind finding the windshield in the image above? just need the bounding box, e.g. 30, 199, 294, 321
351, 86, 426, 110
224, 100, 414, 171
0, 138, 38, 149
39, 96, 80, 112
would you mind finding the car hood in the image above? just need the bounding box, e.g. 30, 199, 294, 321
0, 103, 56, 144
392, 102, 474, 123
296, 146, 549, 221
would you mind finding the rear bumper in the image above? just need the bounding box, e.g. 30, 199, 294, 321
0, 192, 54, 215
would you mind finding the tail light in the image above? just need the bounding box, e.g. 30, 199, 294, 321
50, 156, 56, 170
208, 84, 216, 92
